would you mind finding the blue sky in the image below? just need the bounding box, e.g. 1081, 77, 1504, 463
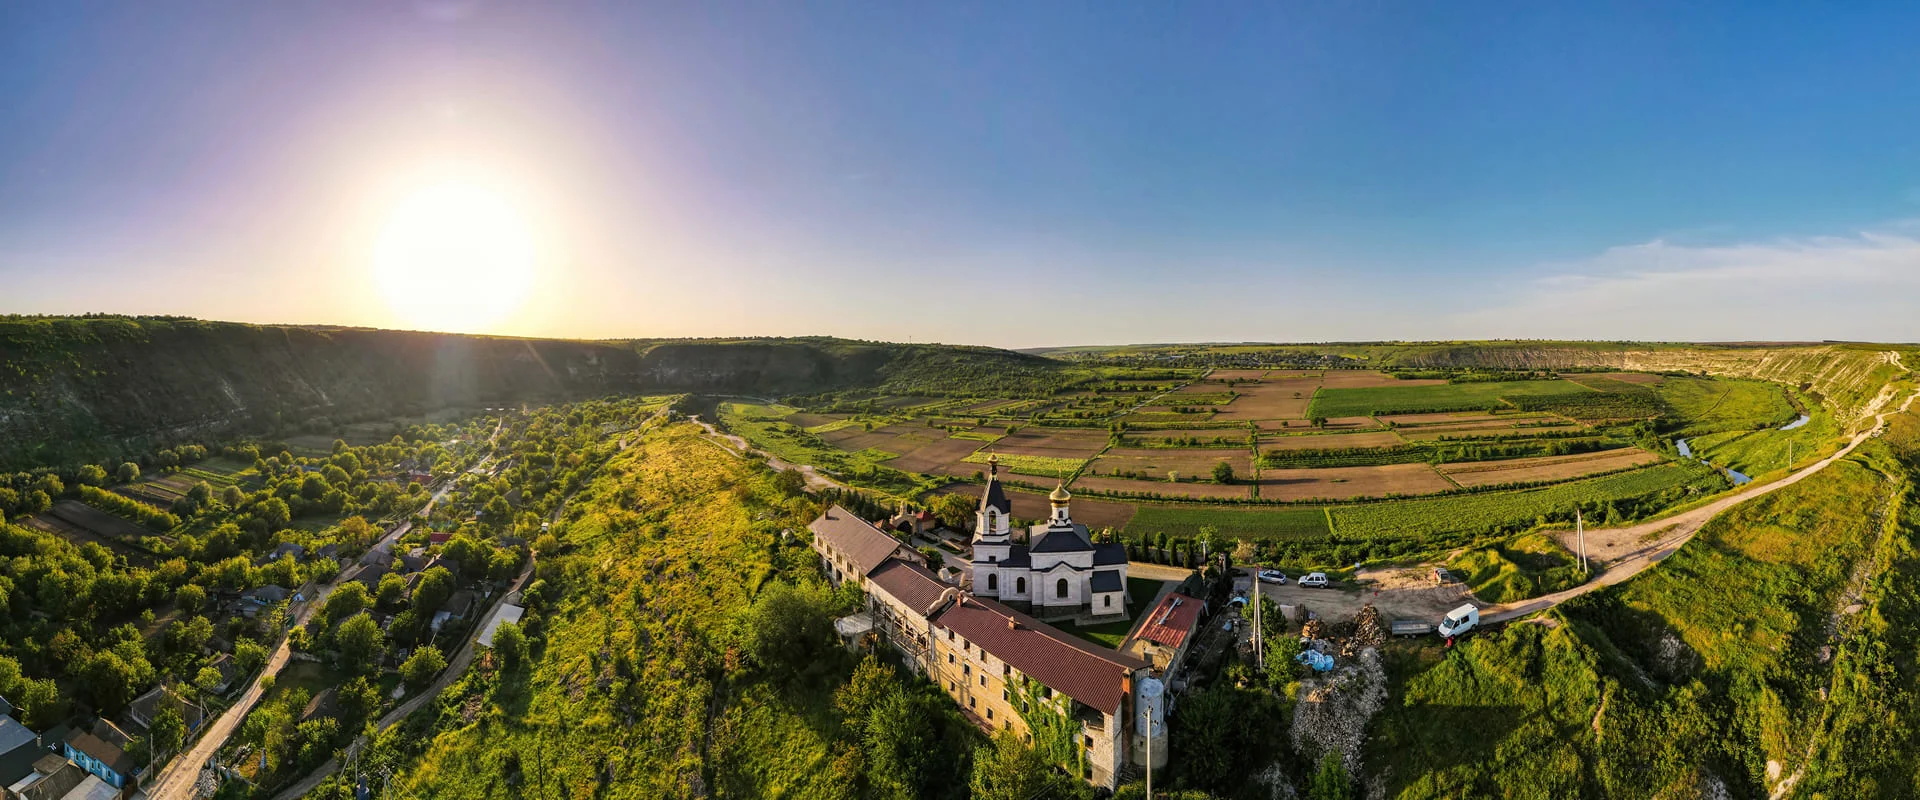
3, 1, 1918, 346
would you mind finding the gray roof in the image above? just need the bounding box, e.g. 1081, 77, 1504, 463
979, 468, 1011, 515
996, 547, 1031, 569
809, 506, 906, 579
0, 717, 36, 756
1092, 543, 1128, 566
1029, 523, 1092, 554
1090, 570, 1124, 594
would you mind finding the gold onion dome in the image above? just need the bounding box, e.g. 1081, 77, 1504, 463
1049, 482, 1072, 503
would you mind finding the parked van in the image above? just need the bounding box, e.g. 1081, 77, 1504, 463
1297, 572, 1329, 588
1438, 604, 1479, 637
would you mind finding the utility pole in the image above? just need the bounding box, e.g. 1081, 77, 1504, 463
1577, 508, 1588, 576
1253, 570, 1263, 672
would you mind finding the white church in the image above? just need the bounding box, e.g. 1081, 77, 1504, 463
969, 456, 1133, 619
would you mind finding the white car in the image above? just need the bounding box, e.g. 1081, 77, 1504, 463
1297, 572, 1329, 588
1438, 604, 1480, 637
1258, 569, 1287, 585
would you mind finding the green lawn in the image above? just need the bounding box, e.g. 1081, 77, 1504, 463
1657, 376, 1796, 436
1308, 379, 1594, 418
1053, 577, 1167, 648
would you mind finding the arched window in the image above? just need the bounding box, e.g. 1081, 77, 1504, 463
1104, 595, 1112, 608
987, 574, 998, 591
1016, 577, 1026, 595
1056, 578, 1069, 599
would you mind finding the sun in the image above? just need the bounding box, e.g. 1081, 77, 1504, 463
371, 169, 537, 333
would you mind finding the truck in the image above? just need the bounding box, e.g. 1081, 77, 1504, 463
1438, 604, 1479, 638
1389, 618, 1435, 637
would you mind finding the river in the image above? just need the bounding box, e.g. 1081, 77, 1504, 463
1780, 414, 1811, 431
1674, 438, 1752, 486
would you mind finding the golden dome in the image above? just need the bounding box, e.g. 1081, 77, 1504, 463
1048, 482, 1072, 503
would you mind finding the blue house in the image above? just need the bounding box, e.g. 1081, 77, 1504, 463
61, 727, 138, 791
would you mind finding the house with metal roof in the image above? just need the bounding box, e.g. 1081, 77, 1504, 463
807, 504, 912, 587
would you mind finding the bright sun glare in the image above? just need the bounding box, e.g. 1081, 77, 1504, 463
371, 169, 537, 333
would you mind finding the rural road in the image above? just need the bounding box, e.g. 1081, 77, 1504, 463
143, 581, 336, 800
692, 416, 846, 492
1482, 380, 1917, 625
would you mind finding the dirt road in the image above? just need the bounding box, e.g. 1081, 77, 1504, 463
692, 417, 845, 492
1482, 382, 1917, 624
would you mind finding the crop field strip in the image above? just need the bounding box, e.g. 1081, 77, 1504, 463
1071, 474, 1252, 500
1259, 431, 1407, 450
1436, 447, 1664, 487
1127, 504, 1331, 539
931, 483, 1138, 528
1327, 461, 1721, 539
1255, 462, 1457, 501
1307, 377, 1597, 418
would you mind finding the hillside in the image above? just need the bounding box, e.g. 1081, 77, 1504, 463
0, 317, 1069, 469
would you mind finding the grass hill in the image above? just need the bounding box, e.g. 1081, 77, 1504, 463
0, 317, 1072, 469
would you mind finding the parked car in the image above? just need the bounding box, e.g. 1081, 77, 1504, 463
1258, 569, 1287, 585
1297, 572, 1329, 588
1438, 604, 1480, 637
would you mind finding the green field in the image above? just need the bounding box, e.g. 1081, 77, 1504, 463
961, 451, 1085, 477
1657, 376, 1796, 436
1127, 505, 1332, 539
1307, 379, 1594, 417
1329, 462, 1725, 540
1689, 403, 1840, 478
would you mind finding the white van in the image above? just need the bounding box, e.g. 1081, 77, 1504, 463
1438, 604, 1479, 637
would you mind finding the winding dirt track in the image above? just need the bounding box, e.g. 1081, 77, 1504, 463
1483, 370, 1915, 624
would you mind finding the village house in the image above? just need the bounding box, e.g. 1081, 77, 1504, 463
1123, 592, 1205, 679
808, 505, 915, 588
53, 722, 137, 793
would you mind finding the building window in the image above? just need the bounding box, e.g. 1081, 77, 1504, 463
987, 708, 994, 720
988, 554, 997, 563
969, 697, 977, 709
1104, 595, 1112, 608
949, 681, 956, 691
1003, 690, 1010, 702
979, 675, 987, 687
1016, 577, 1025, 594
1056, 578, 1069, 599
948, 653, 955, 664
1085, 735, 1094, 749
964, 665, 971, 676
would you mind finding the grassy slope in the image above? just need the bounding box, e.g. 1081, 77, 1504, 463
382, 423, 851, 798
1367, 431, 1907, 798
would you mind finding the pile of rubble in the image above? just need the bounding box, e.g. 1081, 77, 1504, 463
1300, 617, 1326, 642
1290, 647, 1388, 779
1341, 605, 1388, 657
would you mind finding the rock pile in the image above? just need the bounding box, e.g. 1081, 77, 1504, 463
1342, 605, 1388, 656
1290, 647, 1388, 779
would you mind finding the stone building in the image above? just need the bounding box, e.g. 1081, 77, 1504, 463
967, 458, 1131, 620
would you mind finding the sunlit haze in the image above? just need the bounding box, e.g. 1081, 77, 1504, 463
3, 2, 1919, 345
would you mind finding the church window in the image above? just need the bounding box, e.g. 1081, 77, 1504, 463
1104, 595, 1112, 608
987, 574, 997, 591
988, 554, 997, 563
1056, 578, 1069, 599
1016, 577, 1025, 594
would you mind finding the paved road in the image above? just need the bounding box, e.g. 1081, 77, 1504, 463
1482, 381, 1917, 625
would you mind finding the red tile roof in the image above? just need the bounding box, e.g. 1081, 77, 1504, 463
810, 506, 906, 578
934, 595, 1147, 714
1136, 592, 1203, 650
868, 558, 957, 616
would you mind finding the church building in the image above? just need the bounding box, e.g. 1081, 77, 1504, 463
968, 456, 1132, 620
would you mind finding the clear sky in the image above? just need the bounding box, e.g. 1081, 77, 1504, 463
4, 1, 1919, 347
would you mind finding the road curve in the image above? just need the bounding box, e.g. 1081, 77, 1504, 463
1483, 381, 1916, 624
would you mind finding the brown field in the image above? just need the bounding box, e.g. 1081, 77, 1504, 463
49, 500, 155, 538
1071, 475, 1252, 500
1257, 416, 1382, 432
1319, 370, 1446, 389
1263, 369, 1322, 378
979, 428, 1111, 459
1121, 411, 1218, 424
931, 484, 1138, 529
1396, 420, 1582, 441
1208, 369, 1271, 381
21, 508, 153, 561
1259, 431, 1407, 451
1376, 411, 1552, 427
952, 398, 1024, 414
1438, 448, 1664, 487
1211, 376, 1324, 420
822, 424, 947, 454
1086, 448, 1252, 481
886, 437, 987, 474
1256, 463, 1454, 501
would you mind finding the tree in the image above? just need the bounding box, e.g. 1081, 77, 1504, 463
259, 497, 292, 528
321, 581, 371, 624
219, 485, 245, 508
863, 691, 942, 800
376, 572, 407, 609
176, 583, 206, 615
335, 613, 385, 672
75, 464, 108, 487
166, 616, 215, 655
336, 676, 381, 729
13, 677, 60, 729
930, 493, 977, 531
411, 567, 454, 615
1310, 415, 1329, 429
970, 729, 1081, 800
401, 645, 447, 690
738, 581, 835, 678
1211, 460, 1235, 484
82, 648, 154, 714
490, 621, 528, 673
115, 462, 141, 483
1308, 752, 1353, 800
149, 705, 186, 757
234, 638, 269, 674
